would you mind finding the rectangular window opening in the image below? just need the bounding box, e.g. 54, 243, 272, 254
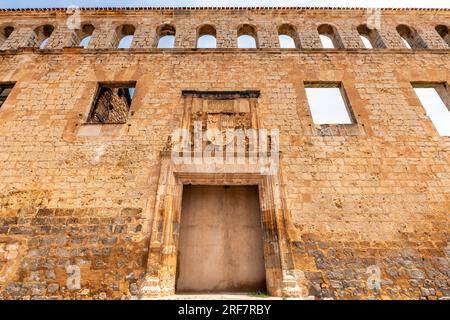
87, 82, 136, 124
304, 82, 355, 125
413, 83, 450, 136
0, 83, 14, 109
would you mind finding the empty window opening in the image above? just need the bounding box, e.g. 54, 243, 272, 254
87, 83, 136, 124
318, 24, 343, 49
396, 24, 427, 49
360, 35, 373, 48
305, 83, 355, 125
435, 25, 450, 48
116, 24, 135, 49
237, 24, 258, 48
0, 84, 14, 109
319, 34, 334, 48
78, 24, 95, 48
413, 83, 450, 136
156, 24, 176, 48
34, 24, 54, 49
357, 24, 386, 49
197, 24, 217, 48
0, 25, 14, 44
278, 24, 300, 48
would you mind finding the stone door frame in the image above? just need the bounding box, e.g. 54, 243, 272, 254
139, 153, 302, 298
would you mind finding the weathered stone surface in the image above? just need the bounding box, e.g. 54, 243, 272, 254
0, 7, 449, 300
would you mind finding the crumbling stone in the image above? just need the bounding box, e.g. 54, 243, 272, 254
0, 6, 448, 300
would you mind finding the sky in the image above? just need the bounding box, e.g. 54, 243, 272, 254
0, 0, 449, 9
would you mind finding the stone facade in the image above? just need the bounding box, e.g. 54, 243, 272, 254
0, 7, 449, 300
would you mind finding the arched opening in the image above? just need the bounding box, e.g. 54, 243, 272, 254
78, 24, 95, 48
34, 24, 54, 49
319, 34, 334, 49
237, 24, 258, 48
317, 24, 343, 49
435, 25, 450, 48
116, 24, 135, 49
359, 35, 372, 48
396, 24, 427, 49
278, 24, 300, 49
197, 24, 217, 48
0, 25, 14, 45
156, 24, 176, 48
357, 24, 386, 49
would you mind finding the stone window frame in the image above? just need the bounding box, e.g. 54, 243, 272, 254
410, 81, 450, 136
278, 23, 301, 49
394, 67, 449, 137
0, 25, 14, 45
299, 80, 368, 137
237, 23, 259, 48
317, 23, 344, 49
0, 83, 15, 109
84, 81, 136, 125
155, 24, 176, 48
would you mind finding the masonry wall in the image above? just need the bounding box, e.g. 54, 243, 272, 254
0, 8, 449, 300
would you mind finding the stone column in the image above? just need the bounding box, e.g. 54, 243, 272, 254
216, 23, 234, 48
174, 21, 196, 49
88, 23, 117, 49
44, 25, 79, 49
132, 24, 156, 49
258, 22, 279, 48
299, 25, 322, 49
0, 27, 37, 50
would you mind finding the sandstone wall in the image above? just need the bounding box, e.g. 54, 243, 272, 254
0, 8, 449, 299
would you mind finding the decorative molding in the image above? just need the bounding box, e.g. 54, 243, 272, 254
0, 7, 449, 13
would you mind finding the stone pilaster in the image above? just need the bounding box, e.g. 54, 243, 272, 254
0, 27, 37, 50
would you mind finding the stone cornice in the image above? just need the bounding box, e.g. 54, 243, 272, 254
1, 47, 449, 55
0, 7, 449, 13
